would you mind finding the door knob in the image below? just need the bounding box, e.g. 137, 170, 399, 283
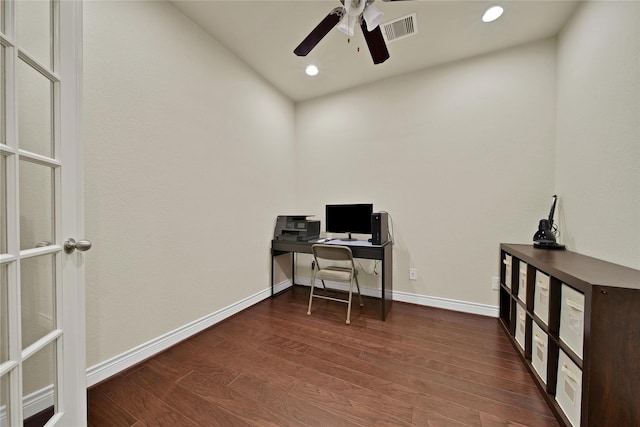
64, 238, 92, 254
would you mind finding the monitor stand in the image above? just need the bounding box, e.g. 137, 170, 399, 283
339, 233, 356, 241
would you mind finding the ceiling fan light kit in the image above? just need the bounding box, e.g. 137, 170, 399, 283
362, 4, 384, 31
337, 13, 359, 37
294, 0, 400, 65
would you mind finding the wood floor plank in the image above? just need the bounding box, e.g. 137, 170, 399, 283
204, 334, 418, 426
208, 324, 479, 425
93, 373, 199, 427
258, 292, 526, 372
411, 407, 469, 426
87, 387, 138, 427
236, 308, 533, 387
88, 286, 560, 426
258, 342, 416, 424
261, 333, 553, 426
125, 364, 252, 426
177, 371, 305, 427
232, 306, 539, 413
227, 373, 362, 427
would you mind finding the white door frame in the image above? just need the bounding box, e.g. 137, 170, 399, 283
59, 0, 86, 424
0, 1, 86, 425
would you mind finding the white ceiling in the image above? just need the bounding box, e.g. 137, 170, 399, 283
171, 0, 580, 102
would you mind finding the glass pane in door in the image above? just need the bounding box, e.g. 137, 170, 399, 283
1, 264, 8, 363
20, 254, 55, 349
18, 60, 53, 157
1, 154, 7, 253
17, 0, 52, 68
0, 45, 5, 145
19, 160, 53, 250
0, 373, 11, 422
23, 340, 57, 425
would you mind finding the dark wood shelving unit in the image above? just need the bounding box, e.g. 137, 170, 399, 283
499, 243, 640, 427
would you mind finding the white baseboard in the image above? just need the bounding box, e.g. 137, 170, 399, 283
86, 283, 283, 387
297, 277, 498, 317
86, 279, 497, 388
392, 290, 499, 317
273, 279, 293, 295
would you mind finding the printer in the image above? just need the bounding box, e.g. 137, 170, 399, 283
274, 215, 320, 241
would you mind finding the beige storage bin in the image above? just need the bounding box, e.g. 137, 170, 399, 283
503, 254, 512, 289
533, 270, 550, 324
531, 322, 548, 384
517, 261, 527, 303
555, 350, 583, 427
515, 303, 526, 351
559, 284, 585, 359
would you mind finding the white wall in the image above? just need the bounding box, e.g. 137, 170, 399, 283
83, 1, 296, 368
295, 39, 558, 307
82, 0, 640, 374
555, 0, 640, 269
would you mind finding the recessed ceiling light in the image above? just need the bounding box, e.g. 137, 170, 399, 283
482, 5, 504, 23
305, 65, 319, 76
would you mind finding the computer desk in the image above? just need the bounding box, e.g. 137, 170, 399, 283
271, 239, 393, 321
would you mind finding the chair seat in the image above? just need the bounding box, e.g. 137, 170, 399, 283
316, 266, 357, 282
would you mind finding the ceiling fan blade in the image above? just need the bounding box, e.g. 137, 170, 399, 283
294, 8, 343, 57
360, 21, 390, 64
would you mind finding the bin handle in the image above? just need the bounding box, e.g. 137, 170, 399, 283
537, 282, 549, 291
566, 299, 584, 312
561, 364, 580, 383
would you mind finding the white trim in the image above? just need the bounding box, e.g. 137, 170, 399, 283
273, 279, 293, 295
85, 280, 498, 389
86, 286, 273, 387
297, 278, 498, 317
392, 290, 499, 318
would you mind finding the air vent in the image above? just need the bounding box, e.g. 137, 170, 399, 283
382, 13, 418, 43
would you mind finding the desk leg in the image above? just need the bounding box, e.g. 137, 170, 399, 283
271, 251, 295, 297
381, 244, 393, 320
271, 250, 275, 297
292, 253, 296, 287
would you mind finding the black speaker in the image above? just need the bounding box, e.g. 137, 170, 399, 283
371, 212, 388, 245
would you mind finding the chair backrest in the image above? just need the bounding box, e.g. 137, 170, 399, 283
312, 244, 354, 264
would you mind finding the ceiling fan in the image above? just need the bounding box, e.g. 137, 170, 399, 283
294, 0, 407, 65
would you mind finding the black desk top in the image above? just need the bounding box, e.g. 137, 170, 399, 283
272, 238, 391, 259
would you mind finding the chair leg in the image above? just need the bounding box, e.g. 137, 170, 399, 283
355, 276, 364, 307
346, 279, 354, 324
307, 273, 316, 316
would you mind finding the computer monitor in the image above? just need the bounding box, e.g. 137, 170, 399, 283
325, 204, 373, 241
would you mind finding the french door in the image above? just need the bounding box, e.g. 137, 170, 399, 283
0, 1, 86, 426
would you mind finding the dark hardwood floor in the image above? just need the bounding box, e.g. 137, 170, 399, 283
88, 286, 559, 426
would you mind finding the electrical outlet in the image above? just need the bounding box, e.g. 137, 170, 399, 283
492, 276, 500, 290
409, 268, 418, 280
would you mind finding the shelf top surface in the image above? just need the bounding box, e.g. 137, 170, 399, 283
501, 243, 640, 290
